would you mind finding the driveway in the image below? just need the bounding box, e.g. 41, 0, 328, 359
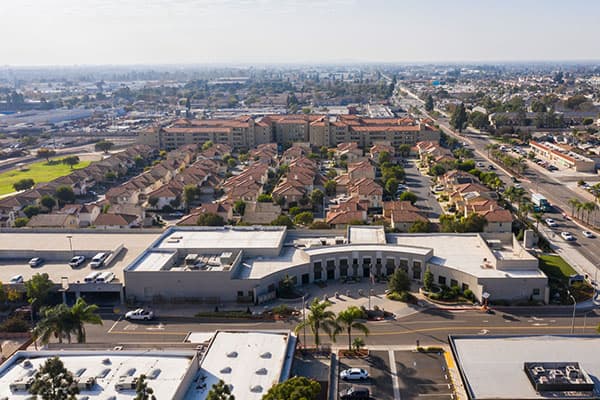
403, 160, 443, 218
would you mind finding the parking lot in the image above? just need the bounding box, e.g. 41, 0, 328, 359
395, 351, 453, 400
339, 350, 394, 400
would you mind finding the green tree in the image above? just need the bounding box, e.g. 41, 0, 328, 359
29, 356, 79, 400
450, 102, 468, 132
55, 186, 75, 205
408, 220, 430, 233
61, 156, 80, 169
271, 215, 294, 228
37, 148, 56, 162
429, 164, 446, 176
33, 304, 71, 344
388, 268, 410, 294
94, 140, 114, 153
134, 155, 145, 168
468, 111, 489, 130
23, 205, 41, 218
425, 94, 434, 112
423, 268, 434, 291
183, 185, 199, 209
68, 297, 102, 343
399, 191, 418, 205
40, 195, 57, 211
385, 177, 399, 196
14, 217, 29, 227
262, 376, 320, 400
207, 379, 235, 400
13, 178, 35, 191
202, 140, 214, 150
135, 374, 157, 400
197, 213, 225, 226
334, 306, 369, 351
233, 200, 246, 216
398, 144, 411, 158
25, 273, 54, 314
289, 206, 302, 216
294, 298, 338, 348
378, 151, 391, 165
352, 337, 365, 352
310, 189, 324, 208
257, 193, 273, 203
294, 211, 314, 226
324, 180, 337, 196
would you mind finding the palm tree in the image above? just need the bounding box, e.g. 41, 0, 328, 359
69, 297, 102, 343
334, 306, 370, 352
33, 304, 72, 344
582, 202, 597, 225
568, 198, 581, 218
294, 298, 338, 349
532, 212, 543, 229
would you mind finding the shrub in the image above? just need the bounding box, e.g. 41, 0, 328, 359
463, 289, 475, 301
0, 317, 30, 333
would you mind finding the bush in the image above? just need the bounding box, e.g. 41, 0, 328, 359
386, 291, 415, 303
463, 289, 475, 301
0, 317, 30, 333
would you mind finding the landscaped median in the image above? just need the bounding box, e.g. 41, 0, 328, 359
538, 254, 594, 304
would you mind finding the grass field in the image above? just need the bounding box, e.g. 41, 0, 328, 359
0, 159, 91, 196
538, 254, 577, 283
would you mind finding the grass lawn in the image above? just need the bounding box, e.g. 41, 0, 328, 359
538, 254, 577, 283
0, 158, 91, 196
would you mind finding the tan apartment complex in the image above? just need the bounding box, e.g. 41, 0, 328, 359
139, 114, 440, 150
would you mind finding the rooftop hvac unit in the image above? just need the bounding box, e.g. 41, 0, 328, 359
115, 376, 138, 391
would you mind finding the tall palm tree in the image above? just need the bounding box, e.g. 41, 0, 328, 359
68, 298, 102, 343
334, 306, 370, 352
568, 198, 581, 218
33, 304, 72, 344
294, 298, 338, 349
582, 202, 597, 225
532, 212, 543, 229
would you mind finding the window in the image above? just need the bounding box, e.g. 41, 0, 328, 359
399, 259, 408, 268
462, 283, 469, 291
314, 261, 322, 270
237, 291, 243, 297
363, 257, 371, 265
450, 279, 458, 288
413, 260, 422, 269
247, 291, 253, 297
376, 258, 382, 265
533, 288, 540, 296
438, 276, 446, 286
413, 265, 422, 280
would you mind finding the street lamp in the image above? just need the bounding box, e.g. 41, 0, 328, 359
568, 290, 576, 334
66, 235, 73, 257
302, 294, 307, 351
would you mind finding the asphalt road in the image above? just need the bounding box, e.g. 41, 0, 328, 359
404, 160, 444, 218
85, 307, 600, 347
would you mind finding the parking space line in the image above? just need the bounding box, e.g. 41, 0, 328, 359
107, 316, 122, 334
388, 350, 401, 400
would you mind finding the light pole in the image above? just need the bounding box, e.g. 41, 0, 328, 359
302, 294, 307, 351
568, 290, 576, 334
66, 235, 73, 258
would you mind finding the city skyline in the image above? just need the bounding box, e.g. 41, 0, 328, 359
1, 0, 600, 66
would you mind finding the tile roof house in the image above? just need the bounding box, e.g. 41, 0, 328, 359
26, 213, 79, 228
93, 213, 141, 229
242, 201, 282, 224
334, 142, 363, 163
58, 203, 101, 227
369, 143, 395, 161
347, 160, 376, 181
348, 178, 383, 208
177, 203, 233, 225
326, 199, 368, 229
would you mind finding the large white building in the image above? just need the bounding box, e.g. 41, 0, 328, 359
124, 225, 549, 304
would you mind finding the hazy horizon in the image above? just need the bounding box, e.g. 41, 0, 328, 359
2, 0, 600, 66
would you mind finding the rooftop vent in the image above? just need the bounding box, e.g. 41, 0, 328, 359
96, 368, 111, 379
260, 352, 272, 359
256, 368, 268, 375
102, 358, 111, 365
23, 360, 33, 368
220, 367, 232, 373
251, 385, 263, 393
227, 351, 238, 358
75, 368, 87, 377
148, 369, 161, 380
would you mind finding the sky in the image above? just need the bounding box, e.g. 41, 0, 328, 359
1, 0, 599, 66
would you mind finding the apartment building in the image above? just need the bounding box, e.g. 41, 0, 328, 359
140, 114, 440, 151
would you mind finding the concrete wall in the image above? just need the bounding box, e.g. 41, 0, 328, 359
479, 275, 549, 303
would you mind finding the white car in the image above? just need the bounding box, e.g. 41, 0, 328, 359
125, 308, 154, 321
582, 231, 595, 238
514, 183, 523, 190
69, 255, 86, 268
28, 257, 44, 267
340, 368, 369, 381
9, 275, 24, 284
545, 218, 557, 228
561, 232, 575, 241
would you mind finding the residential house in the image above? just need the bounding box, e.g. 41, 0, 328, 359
369, 143, 395, 161
242, 201, 282, 224
178, 203, 233, 225
58, 204, 101, 227
93, 213, 141, 229
348, 178, 383, 208
334, 142, 363, 163
347, 160, 376, 181
326, 199, 368, 228
26, 213, 79, 228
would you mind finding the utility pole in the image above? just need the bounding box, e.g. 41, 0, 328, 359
302, 294, 307, 351
568, 290, 576, 334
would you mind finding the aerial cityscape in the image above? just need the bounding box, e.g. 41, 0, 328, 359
1, 1, 600, 399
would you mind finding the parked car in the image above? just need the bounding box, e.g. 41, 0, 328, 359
514, 183, 523, 190
9, 275, 24, 284
545, 218, 557, 228
561, 232, 575, 241
125, 308, 154, 321
340, 387, 370, 400
90, 252, 109, 268
340, 368, 369, 381
28, 257, 44, 267
69, 255, 86, 268
582, 231, 595, 238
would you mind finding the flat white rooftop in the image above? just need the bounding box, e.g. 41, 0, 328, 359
156, 227, 286, 251
348, 225, 387, 244
238, 247, 309, 279
184, 331, 293, 400
128, 250, 176, 271
0, 350, 195, 400
451, 335, 600, 399
390, 234, 541, 278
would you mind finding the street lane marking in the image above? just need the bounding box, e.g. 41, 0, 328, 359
388, 350, 401, 400
107, 317, 122, 334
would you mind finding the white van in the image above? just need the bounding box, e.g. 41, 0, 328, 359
84, 271, 101, 283
95, 272, 115, 283
90, 252, 109, 268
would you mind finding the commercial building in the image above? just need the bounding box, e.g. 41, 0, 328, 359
0, 330, 295, 400
139, 114, 440, 151
124, 225, 548, 304
530, 141, 596, 172
449, 335, 600, 400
